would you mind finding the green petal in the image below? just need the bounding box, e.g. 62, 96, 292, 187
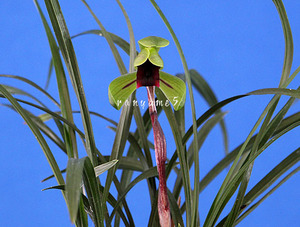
134, 48, 150, 67
108, 72, 137, 110
159, 71, 186, 111
149, 47, 164, 68
138, 36, 169, 48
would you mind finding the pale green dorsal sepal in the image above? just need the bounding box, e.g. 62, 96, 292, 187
138, 36, 169, 48
134, 48, 150, 67
108, 72, 137, 110
158, 71, 186, 111
148, 47, 164, 68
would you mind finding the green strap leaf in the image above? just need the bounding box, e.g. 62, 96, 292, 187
190, 69, 229, 155
35, 0, 78, 158
248, 88, 300, 98
94, 159, 119, 177
66, 157, 87, 223
273, 0, 293, 87
44, 0, 98, 166
0, 85, 65, 187
158, 71, 186, 111
108, 72, 137, 110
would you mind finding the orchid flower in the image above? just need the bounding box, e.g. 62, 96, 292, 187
108, 36, 186, 227
108, 36, 186, 111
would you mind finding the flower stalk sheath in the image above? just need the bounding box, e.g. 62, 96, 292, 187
147, 86, 171, 227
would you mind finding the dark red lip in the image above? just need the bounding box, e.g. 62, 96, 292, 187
136, 60, 160, 88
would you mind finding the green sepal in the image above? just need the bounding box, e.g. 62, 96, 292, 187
138, 36, 169, 48
108, 72, 137, 110
134, 48, 150, 67
158, 71, 186, 111
149, 47, 164, 68
135, 36, 169, 68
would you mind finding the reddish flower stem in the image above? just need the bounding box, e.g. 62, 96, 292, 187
147, 86, 171, 227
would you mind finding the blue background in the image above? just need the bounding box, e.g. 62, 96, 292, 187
0, 1, 299, 226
